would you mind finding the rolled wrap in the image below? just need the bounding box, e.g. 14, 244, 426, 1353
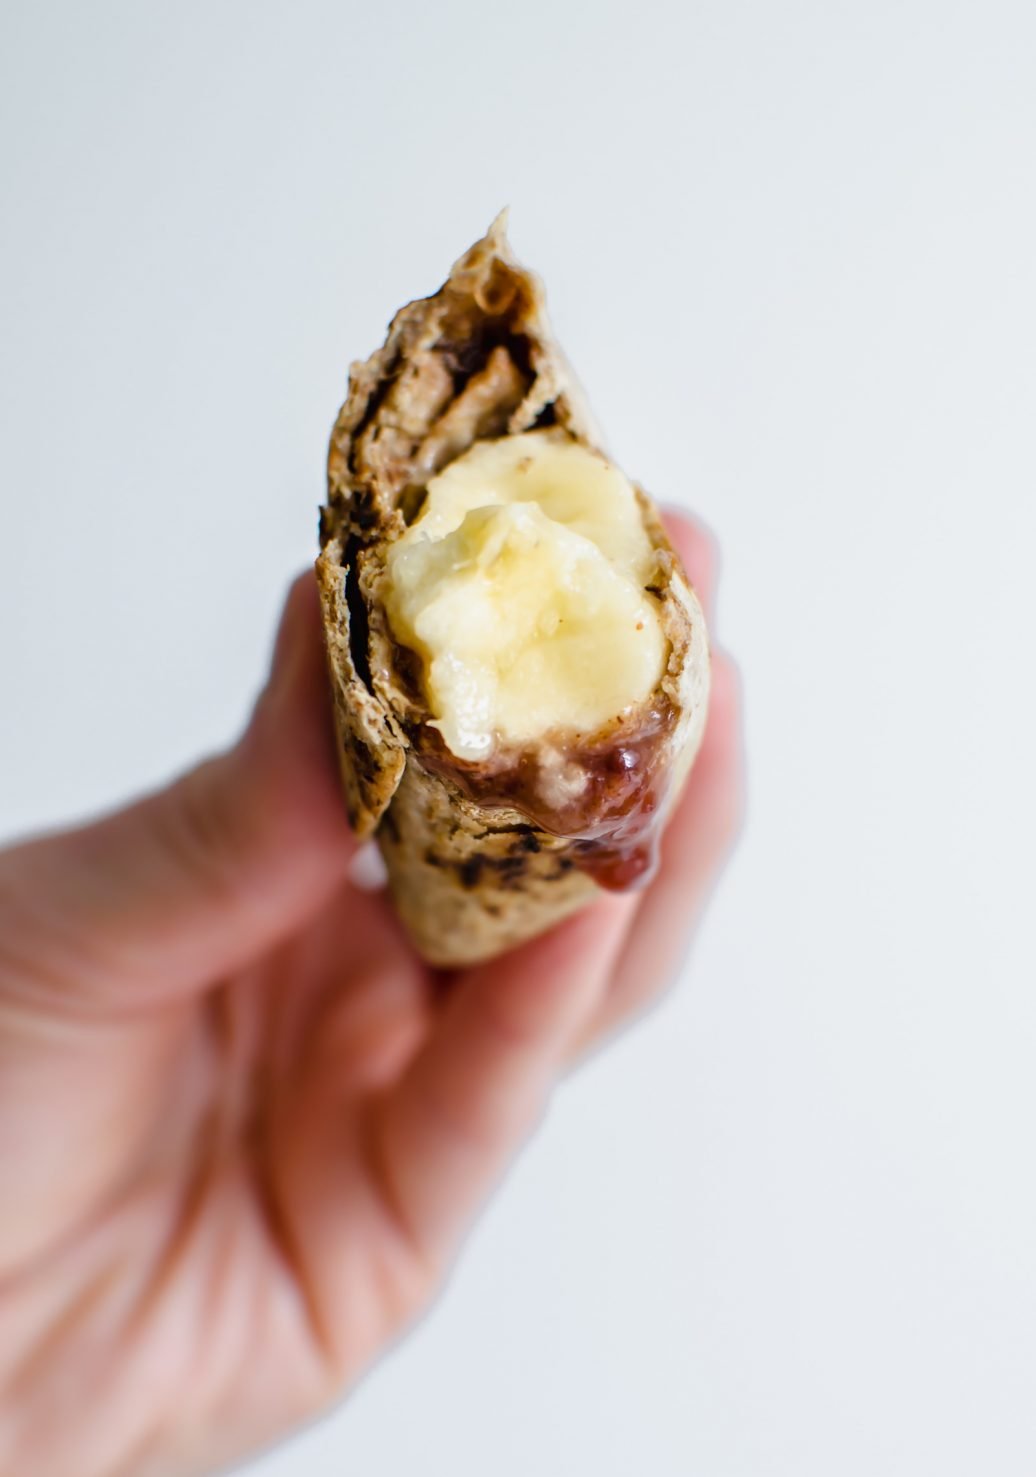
316, 217, 710, 966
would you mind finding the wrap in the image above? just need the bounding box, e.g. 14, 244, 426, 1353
316, 217, 710, 966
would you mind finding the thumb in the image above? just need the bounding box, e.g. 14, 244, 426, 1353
0, 572, 355, 1011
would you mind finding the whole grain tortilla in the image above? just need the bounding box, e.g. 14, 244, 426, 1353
317, 216, 710, 966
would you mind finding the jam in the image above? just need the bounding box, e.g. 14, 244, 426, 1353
417, 699, 677, 892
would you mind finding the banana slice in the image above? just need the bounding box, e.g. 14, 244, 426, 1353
384, 431, 667, 760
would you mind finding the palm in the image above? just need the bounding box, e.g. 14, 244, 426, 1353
0, 516, 740, 1477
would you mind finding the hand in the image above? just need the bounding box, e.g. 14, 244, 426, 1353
0, 514, 742, 1477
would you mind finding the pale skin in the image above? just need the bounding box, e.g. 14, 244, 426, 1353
0, 513, 742, 1477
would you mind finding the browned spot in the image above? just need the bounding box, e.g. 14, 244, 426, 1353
474, 260, 519, 316
494, 854, 531, 889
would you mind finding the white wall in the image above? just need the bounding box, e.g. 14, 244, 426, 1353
3, 2, 1035, 1473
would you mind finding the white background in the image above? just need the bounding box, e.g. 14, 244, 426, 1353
3, 2, 1036, 1473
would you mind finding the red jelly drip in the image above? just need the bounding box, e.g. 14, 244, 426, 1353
417, 700, 677, 892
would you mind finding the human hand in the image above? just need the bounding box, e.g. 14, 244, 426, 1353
0, 514, 742, 1477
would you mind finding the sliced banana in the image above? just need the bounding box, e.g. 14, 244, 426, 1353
384, 429, 667, 760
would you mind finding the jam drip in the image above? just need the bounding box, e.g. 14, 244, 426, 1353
417, 700, 677, 892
